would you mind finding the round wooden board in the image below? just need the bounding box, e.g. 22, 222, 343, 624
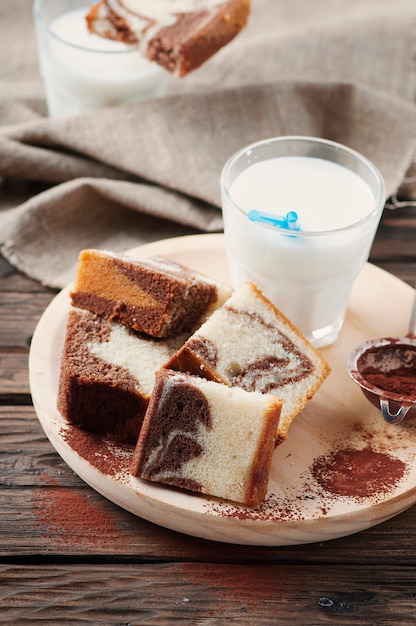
29, 234, 416, 546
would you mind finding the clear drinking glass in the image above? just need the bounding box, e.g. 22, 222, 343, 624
221, 136, 386, 348
33, 0, 167, 117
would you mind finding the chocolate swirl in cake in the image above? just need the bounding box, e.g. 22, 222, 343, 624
162, 282, 330, 443
186, 336, 218, 368
223, 306, 314, 388
71, 250, 231, 338
131, 368, 283, 506
138, 374, 212, 492
86, 0, 250, 77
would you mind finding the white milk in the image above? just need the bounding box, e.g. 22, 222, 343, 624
35, 7, 166, 117
222, 154, 383, 347
229, 157, 375, 232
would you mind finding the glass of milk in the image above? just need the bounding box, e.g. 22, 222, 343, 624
33, 0, 168, 117
221, 136, 386, 348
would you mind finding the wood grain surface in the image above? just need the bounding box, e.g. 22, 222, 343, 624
1, 204, 416, 623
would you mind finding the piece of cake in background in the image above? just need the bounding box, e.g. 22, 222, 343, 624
165, 281, 331, 443
86, 0, 250, 76
57, 309, 188, 443
70, 249, 232, 338
130, 368, 282, 507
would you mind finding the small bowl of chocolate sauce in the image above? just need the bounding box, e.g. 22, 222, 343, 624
346, 291, 416, 424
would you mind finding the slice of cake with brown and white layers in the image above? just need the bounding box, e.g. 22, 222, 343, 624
130, 368, 282, 507
165, 281, 331, 443
57, 309, 187, 443
86, 0, 250, 77
70, 249, 232, 338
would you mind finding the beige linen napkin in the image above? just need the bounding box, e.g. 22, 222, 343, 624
0, 0, 415, 288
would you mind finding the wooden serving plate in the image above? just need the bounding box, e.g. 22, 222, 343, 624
29, 234, 416, 546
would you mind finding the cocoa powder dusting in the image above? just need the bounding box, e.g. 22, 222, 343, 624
311, 446, 406, 499
207, 441, 408, 522
176, 562, 307, 614
206, 484, 321, 522
31, 473, 122, 549
363, 366, 416, 397
61, 425, 133, 478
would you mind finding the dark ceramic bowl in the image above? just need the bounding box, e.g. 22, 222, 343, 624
346, 336, 416, 424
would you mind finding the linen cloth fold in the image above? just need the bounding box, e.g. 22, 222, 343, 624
0, 0, 415, 288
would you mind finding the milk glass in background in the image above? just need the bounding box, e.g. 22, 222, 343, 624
33, 0, 167, 117
221, 136, 386, 348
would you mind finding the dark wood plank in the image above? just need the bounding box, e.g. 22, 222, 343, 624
0, 354, 30, 397
0, 252, 56, 294
371, 205, 416, 264
1, 563, 416, 624
4, 481, 416, 564
0, 291, 56, 349
0, 258, 56, 397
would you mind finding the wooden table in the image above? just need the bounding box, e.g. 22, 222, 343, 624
1, 204, 415, 624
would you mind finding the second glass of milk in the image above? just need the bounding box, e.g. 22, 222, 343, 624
33, 0, 168, 117
221, 136, 386, 348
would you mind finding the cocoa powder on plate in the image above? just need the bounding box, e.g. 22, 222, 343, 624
311, 446, 406, 499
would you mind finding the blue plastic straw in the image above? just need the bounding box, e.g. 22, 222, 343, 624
248, 210, 300, 231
